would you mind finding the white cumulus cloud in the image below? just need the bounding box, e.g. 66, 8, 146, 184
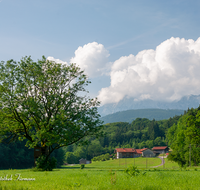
98, 37, 200, 105
70, 42, 110, 78
47, 56, 68, 65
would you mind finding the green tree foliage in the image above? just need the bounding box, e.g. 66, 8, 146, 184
148, 119, 160, 140
0, 140, 65, 169
0, 141, 33, 169
65, 152, 78, 164
62, 116, 180, 162
167, 107, 200, 167
51, 148, 65, 167
36, 155, 57, 171
91, 153, 110, 162
0, 56, 103, 170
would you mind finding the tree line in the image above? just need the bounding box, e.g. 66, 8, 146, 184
167, 107, 200, 167
0, 115, 181, 167
64, 115, 181, 164
0, 140, 64, 169
1, 106, 200, 167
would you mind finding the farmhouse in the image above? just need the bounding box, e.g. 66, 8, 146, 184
115, 148, 135, 159
79, 158, 91, 164
141, 148, 156, 157
152, 146, 169, 154
115, 148, 155, 159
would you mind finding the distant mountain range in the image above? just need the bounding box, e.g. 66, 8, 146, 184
100, 108, 184, 124
98, 94, 200, 117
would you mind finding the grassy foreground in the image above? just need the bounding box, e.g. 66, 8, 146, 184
0, 158, 199, 190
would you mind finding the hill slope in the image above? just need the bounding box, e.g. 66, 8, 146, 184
100, 108, 184, 124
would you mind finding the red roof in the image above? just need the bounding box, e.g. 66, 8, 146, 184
141, 148, 148, 152
115, 148, 148, 154
135, 149, 142, 154
135, 148, 148, 154
115, 148, 136, 153
152, 146, 168, 150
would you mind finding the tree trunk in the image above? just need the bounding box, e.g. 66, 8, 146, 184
34, 146, 49, 167
41, 146, 49, 157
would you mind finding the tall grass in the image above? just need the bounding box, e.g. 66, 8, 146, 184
0, 158, 199, 189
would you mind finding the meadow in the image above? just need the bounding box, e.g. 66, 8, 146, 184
0, 158, 199, 190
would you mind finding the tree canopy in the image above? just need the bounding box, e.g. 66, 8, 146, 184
62, 116, 181, 164
0, 56, 103, 169
167, 107, 200, 167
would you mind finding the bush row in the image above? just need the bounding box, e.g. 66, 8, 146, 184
91, 153, 110, 162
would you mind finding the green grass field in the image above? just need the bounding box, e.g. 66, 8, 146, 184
157, 158, 180, 170
81, 157, 162, 169
0, 158, 199, 190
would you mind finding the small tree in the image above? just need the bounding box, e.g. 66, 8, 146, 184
0, 56, 103, 170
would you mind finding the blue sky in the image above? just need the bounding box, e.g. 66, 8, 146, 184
1, 0, 200, 104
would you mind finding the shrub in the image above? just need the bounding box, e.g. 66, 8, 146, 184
80, 164, 85, 169
36, 156, 57, 171
91, 153, 110, 162
124, 166, 140, 176
92, 157, 97, 162
110, 171, 117, 185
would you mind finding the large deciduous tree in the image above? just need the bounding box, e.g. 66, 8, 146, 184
0, 56, 103, 170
